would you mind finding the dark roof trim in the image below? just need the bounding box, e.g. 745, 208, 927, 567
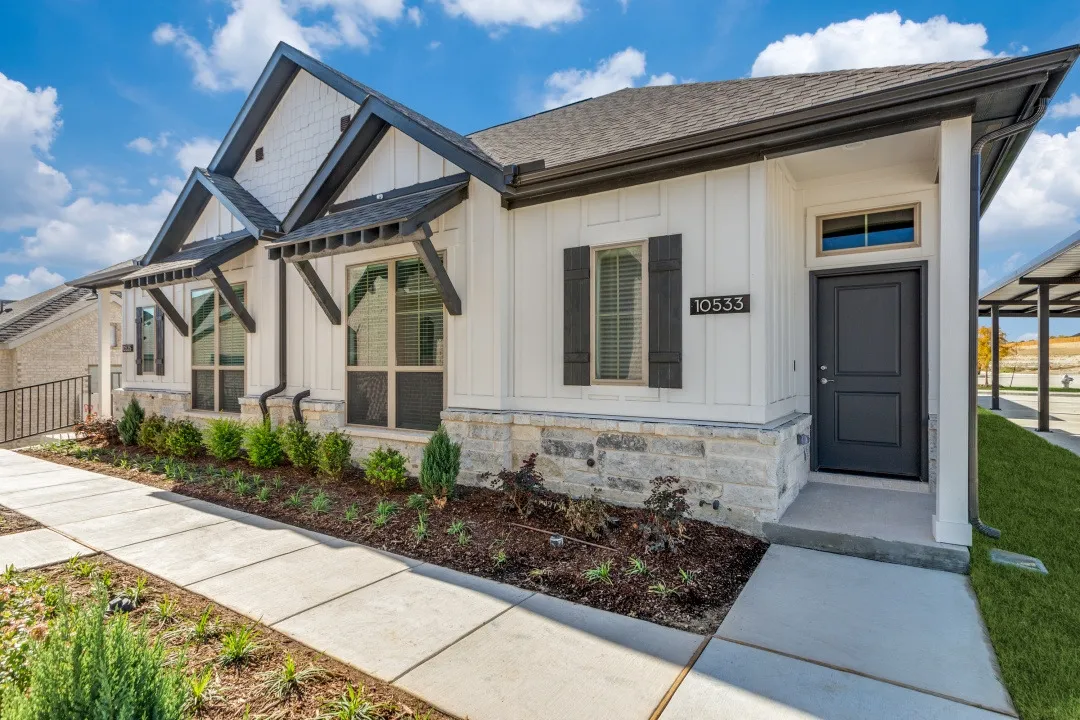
141, 170, 204, 265
125, 233, 257, 290
329, 172, 470, 214
68, 259, 140, 290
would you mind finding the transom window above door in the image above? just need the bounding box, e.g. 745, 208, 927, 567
818, 204, 919, 256
346, 256, 445, 431
191, 284, 246, 413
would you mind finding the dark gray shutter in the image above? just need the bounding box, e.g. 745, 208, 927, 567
563, 246, 591, 386
648, 234, 682, 389
134, 309, 143, 376
154, 306, 166, 376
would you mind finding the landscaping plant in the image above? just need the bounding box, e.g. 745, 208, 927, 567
363, 446, 406, 494
583, 560, 614, 585
261, 653, 325, 699
219, 622, 263, 665
317, 430, 354, 480
310, 490, 332, 514
74, 412, 120, 445
164, 419, 202, 458
244, 420, 284, 468
203, 418, 245, 461
117, 398, 145, 446
641, 475, 690, 552
558, 489, 611, 539
137, 414, 168, 452
484, 453, 547, 518
319, 684, 391, 720
282, 420, 320, 472
419, 425, 460, 503
369, 500, 398, 528
406, 493, 429, 511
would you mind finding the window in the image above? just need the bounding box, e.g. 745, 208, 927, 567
346, 257, 445, 430
592, 243, 646, 383
819, 204, 919, 256
110, 323, 120, 349
190, 284, 246, 413
136, 307, 155, 375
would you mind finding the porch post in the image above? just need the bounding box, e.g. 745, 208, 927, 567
990, 305, 1000, 410
97, 290, 112, 419
935, 117, 973, 546
1038, 283, 1050, 432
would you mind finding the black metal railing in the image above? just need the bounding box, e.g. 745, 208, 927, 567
0, 375, 89, 444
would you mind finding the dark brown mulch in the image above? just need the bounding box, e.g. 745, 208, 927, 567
22, 444, 768, 635
32, 555, 452, 719
0, 506, 40, 536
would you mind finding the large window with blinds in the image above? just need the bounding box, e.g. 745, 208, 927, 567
592, 243, 646, 384
190, 284, 246, 413
346, 256, 445, 431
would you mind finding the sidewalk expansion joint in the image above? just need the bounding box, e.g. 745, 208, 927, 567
648, 633, 712, 720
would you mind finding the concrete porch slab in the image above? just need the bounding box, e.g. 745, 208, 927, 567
763, 482, 970, 572
717, 546, 1013, 715
188, 541, 419, 625
399, 592, 702, 720
53, 500, 236, 551
661, 639, 1008, 720
15, 487, 190, 526
0, 476, 142, 509
274, 564, 532, 682
0, 528, 94, 570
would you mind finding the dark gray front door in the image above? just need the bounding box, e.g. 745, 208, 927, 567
815, 268, 922, 479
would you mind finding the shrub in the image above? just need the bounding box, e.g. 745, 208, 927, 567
363, 446, 406, 494
419, 425, 461, 501
117, 399, 144, 446
136, 414, 168, 453
203, 418, 245, 461
641, 475, 690, 552
484, 453, 546, 518
245, 420, 284, 468
282, 420, 319, 472
317, 431, 354, 481
1, 596, 187, 719
558, 489, 611, 539
75, 412, 119, 445
163, 420, 202, 458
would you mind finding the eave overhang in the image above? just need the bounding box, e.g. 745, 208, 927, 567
123, 232, 257, 290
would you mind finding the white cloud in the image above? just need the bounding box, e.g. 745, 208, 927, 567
406, 6, 422, 25
428, 40, 441, 50
542, 47, 677, 110
1002, 251, 1025, 273
1049, 94, 1080, 120
154, 0, 406, 92
175, 137, 220, 172
437, 0, 583, 29
751, 12, 998, 77
0, 267, 65, 300
978, 268, 991, 289
126, 132, 170, 154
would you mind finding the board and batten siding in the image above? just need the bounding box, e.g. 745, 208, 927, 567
183, 197, 244, 247
336, 127, 465, 203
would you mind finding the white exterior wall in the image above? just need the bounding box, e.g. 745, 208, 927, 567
184, 197, 243, 246
337, 128, 464, 202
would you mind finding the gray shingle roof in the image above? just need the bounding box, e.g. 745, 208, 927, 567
0, 287, 94, 345
198, 169, 281, 235
468, 59, 1006, 170
123, 233, 255, 285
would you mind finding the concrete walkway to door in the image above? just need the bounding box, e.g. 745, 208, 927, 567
0, 449, 1013, 719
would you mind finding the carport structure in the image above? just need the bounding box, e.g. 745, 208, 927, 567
978, 229, 1080, 431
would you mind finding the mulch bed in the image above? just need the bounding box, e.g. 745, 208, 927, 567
29, 554, 452, 719
0, 506, 40, 536
22, 443, 768, 635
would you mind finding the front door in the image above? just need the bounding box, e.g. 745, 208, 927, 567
814, 267, 923, 479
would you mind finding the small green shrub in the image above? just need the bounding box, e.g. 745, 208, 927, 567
204, 418, 245, 461
484, 454, 547, 518
317, 431, 354, 480
244, 420, 284, 468
406, 493, 429, 511
363, 446, 406, 494
419, 425, 461, 500
117, 399, 144, 446
137, 414, 168, 453
163, 420, 202, 458
281, 420, 320, 472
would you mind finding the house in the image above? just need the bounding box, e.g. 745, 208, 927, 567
73, 43, 1078, 558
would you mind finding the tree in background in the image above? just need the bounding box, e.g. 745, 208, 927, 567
978, 326, 1016, 384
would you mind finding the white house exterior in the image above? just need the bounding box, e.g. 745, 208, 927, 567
75, 44, 1079, 556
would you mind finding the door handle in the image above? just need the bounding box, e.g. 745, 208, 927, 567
820, 377, 834, 385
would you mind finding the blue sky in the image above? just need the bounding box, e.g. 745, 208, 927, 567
1, 0, 1078, 340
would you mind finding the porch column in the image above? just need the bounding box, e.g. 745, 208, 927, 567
97, 290, 112, 419
1038, 283, 1050, 432
935, 117, 973, 546
990, 305, 1000, 410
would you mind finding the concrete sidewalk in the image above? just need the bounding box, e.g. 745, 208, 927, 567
979, 391, 1080, 457
0, 449, 1013, 720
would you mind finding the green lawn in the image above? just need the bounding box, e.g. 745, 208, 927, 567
972, 409, 1080, 720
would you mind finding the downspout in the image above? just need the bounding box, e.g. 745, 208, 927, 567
968, 95, 1047, 539
258, 259, 287, 420
291, 389, 310, 422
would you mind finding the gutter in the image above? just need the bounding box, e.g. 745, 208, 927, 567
967, 94, 1048, 539
258, 259, 287, 419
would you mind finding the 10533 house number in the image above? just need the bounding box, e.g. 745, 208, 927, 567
690, 294, 750, 315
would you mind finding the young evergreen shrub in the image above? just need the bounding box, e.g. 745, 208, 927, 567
317, 430, 353, 481
363, 446, 407, 494
204, 418, 245, 461
245, 420, 284, 468
136, 414, 167, 453
282, 420, 320, 472
163, 420, 202, 458
116, 399, 144, 446
419, 425, 461, 500
1, 596, 187, 720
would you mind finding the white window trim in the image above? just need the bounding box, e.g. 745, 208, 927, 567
590, 240, 649, 387
816, 202, 921, 258
190, 283, 247, 414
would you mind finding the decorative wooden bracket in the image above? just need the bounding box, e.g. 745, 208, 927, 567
147, 288, 189, 337
413, 223, 462, 316
211, 267, 256, 333
293, 260, 342, 325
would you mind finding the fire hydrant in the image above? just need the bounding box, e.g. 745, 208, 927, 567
1063, 374, 1074, 389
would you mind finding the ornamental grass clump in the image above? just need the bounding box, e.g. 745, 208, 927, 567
117, 398, 144, 446
363, 446, 406, 494
282, 420, 320, 472
317, 430, 354, 480
245, 420, 284, 468
203, 418, 245, 461
419, 425, 461, 503
163, 420, 202, 458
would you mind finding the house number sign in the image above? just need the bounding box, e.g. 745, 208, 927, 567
121, 343, 134, 353
690, 294, 750, 315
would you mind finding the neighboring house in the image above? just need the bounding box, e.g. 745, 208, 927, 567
74, 43, 1078, 551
